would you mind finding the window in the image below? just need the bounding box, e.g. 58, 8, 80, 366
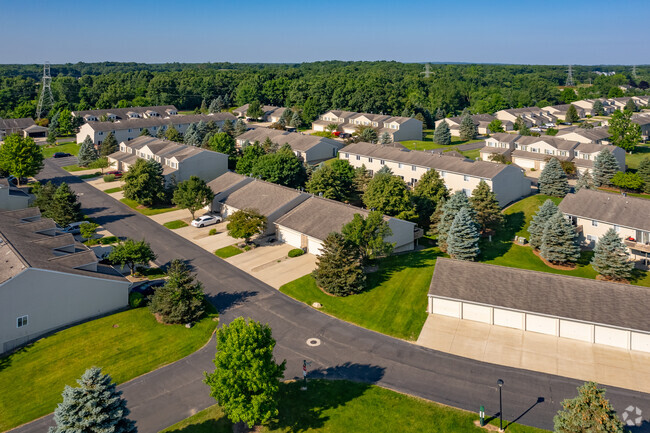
368, 158, 373, 163
17, 315, 28, 328
412, 165, 416, 171
356, 155, 360, 161
99, 131, 104, 136
398, 163, 402, 169
592, 220, 598, 227
128, 129, 132, 133
587, 234, 596, 242
463, 175, 469, 182
345, 153, 349, 158
380, 160, 385, 165
462, 188, 471, 196
440, 171, 446, 178
368, 169, 374, 176
411, 178, 418, 185
614, 225, 620, 233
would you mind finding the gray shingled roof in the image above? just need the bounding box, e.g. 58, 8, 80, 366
341, 142, 513, 179
0, 117, 36, 131
72, 105, 178, 120
558, 189, 650, 232
429, 257, 650, 332
220, 180, 308, 217
237, 127, 343, 153
556, 127, 611, 142
515, 136, 579, 151
489, 133, 520, 143
206, 172, 251, 195
85, 112, 235, 132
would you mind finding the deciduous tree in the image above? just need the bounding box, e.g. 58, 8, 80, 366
226, 208, 267, 243
306, 164, 351, 201
565, 104, 579, 123
122, 158, 166, 206
538, 158, 570, 197
172, 176, 214, 219
250, 145, 306, 188
554, 382, 625, 433
488, 118, 504, 133
0, 134, 44, 185
592, 100, 604, 116
362, 172, 416, 221
247, 100, 264, 119
165, 125, 182, 143
341, 210, 394, 264
611, 171, 644, 191
236, 142, 265, 175
108, 238, 157, 275
149, 259, 205, 324
312, 232, 366, 296
413, 168, 448, 226
608, 109, 641, 152
79, 222, 99, 241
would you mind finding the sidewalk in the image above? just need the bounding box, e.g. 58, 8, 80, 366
417, 314, 650, 393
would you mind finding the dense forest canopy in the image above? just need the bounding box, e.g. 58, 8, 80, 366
1, 61, 648, 123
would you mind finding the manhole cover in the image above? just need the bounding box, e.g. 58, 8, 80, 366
306, 338, 321, 347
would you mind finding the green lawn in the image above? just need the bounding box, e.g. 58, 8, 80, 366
401, 130, 483, 152
598, 187, 650, 201
164, 220, 189, 229
78, 172, 102, 180
63, 164, 86, 172
42, 142, 80, 159
280, 243, 440, 340
625, 144, 650, 171
161, 380, 547, 433
0, 306, 218, 431
120, 198, 178, 216
104, 186, 123, 194
460, 149, 480, 160
214, 245, 243, 259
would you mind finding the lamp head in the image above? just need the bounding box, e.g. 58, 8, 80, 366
497, 379, 504, 387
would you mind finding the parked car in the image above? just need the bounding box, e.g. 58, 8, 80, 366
58, 221, 86, 234
53, 152, 72, 158
105, 170, 123, 179
191, 214, 222, 228
130, 279, 166, 297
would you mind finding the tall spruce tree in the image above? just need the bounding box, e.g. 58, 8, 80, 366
139, 128, 150, 137
149, 259, 205, 324
437, 191, 474, 252
591, 228, 634, 281
78, 135, 98, 167
434, 107, 445, 120
234, 119, 247, 137
32, 181, 57, 214
565, 104, 579, 123
100, 132, 118, 157
469, 180, 503, 233
554, 382, 625, 433
538, 157, 570, 197
221, 119, 234, 136
638, 158, 650, 193
312, 232, 366, 296
208, 98, 219, 113
447, 207, 481, 261
289, 111, 302, 128
380, 132, 392, 144
592, 100, 604, 116
593, 149, 620, 187
433, 121, 451, 145
540, 211, 580, 264
49, 367, 136, 433
49, 182, 83, 226
459, 114, 477, 141
574, 169, 595, 192
528, 199, 559, 249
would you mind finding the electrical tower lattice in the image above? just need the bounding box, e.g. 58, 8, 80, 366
566, 65, 575, 87
421, 63, 432, 78
632, 65, 638, 80
36, 62, 54, 120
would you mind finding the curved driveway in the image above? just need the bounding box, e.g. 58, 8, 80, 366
14, 161, 650, 433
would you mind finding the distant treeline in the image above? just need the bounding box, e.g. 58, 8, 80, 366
1, 61, 648, 124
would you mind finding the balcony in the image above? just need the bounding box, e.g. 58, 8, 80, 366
414, 227, 424, 240
624, 240, 650, 254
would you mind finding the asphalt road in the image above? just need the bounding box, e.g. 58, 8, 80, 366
13, 160, 650, 433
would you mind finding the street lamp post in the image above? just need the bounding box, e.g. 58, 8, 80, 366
497, 379, 504, 432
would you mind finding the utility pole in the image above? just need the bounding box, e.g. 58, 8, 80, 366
566, 65, 575, 87
421, 63, 432, 78
36, 61, 54, 120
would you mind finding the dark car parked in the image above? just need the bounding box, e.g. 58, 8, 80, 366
130, 279, 165, 298
53, 152, 72, 158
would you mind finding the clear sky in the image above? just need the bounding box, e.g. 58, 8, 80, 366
0, 0, 646, 65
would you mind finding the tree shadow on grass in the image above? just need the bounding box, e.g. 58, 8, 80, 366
629, 267, 650, 285
479, 211, 525, 261
364, 248, 442, 289
271, 364, 386, 432
163, 415, 232, 433
576, 250, 595, 266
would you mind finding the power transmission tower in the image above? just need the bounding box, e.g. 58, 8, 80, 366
36, 62, 54, 119
632, 65, 638, 80
421, 63, 432, 78
566, 65, 575, 87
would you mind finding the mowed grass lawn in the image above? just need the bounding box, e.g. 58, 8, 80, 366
626, 144, 650, 171
0, 306, 218, 431
280, 244, 441, 340
214, 245, 243, 259
401, 130, 483, 151
161, 380, 548, 433
164, 219, 189, 229
120, 198, 179, 216
42, 141, 79, 158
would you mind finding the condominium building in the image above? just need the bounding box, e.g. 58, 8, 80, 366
312, 110, 422, 142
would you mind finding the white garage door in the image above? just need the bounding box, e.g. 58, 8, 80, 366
277, 227, 302, 249
307, 237, 323, 255
512, 157, 535, 169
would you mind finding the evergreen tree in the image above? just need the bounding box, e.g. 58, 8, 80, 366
429, 196, 446, 235
236, 142, 265, 175
353, 126, 378, 143
513, 116, 525, 131
312, 232, 366, 296
434, 107, 445, 121
280, 108, 293, 123
122, 158, 166, 206
208, 98, 219, 113
540, 211, 580, 264
433, 121, 451, 145
78, 135, 98, 167
246, 100, 264, 119
593, 149, 620, 187
447, 207, 480, 261
234, 119, 247, 137
183, 124, 200, 146
100, 132, 118, 157
48, 111, 60, 137
575, 170, 595, 192
638, 157, 650, 193
469, 180, 503, 233
437, 191, 474, 252
459, 114, 477, 141
49, 182, 83, 227
592, 100, 604, 116
200, 99, 208, 113
215, 95, 226, 111
149, 259, 205, 324
156, 127, 166, 139
32, 181, 57, 214
139, 128, 150, 137
380, 132, 392, 144
554, 382, 625, 433
624, 98, 637, 113
538, 157, 570, 197
565, 104, 579, 123
49, 367, 136, 433
528, 199, 559, 249
413, 169, 448, 227
261, 136, 277, 153
591, 228, 635, 281
221, 119, 234, 136
289, 111, 302, 128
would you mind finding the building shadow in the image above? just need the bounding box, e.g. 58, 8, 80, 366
628, 420, 650, 433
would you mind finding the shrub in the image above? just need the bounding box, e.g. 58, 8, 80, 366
99, 236, 119, 245
103, 174, 116, 182
209, 228, 217, 236
243, 245, 252, 251
83, 238, 99, 246
129, 292, 145, 308
288, 248, 304, 258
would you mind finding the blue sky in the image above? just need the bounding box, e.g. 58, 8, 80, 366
0, 0, 646, 65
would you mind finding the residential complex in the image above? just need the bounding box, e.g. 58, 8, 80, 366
108, 136, 228, 184
76, 112, 236, 146
428, 258, 650, 353
495, 107, 557, 127
558, 189, 650, 268
233, 104, 288, 122
0, 208, 131, 354
541, 104, 586, 121
0, 117, 47, 140
71, 105, 179, 123
435, 113, 513, 136
555, 126, 611, 144
340, 142, 531, 206
480, 133, 625, 173
235, 127, 343, 164
312, 110, 423, 142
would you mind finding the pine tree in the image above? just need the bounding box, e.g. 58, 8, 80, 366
49, 367, 136, 433
469, 180, 503, 233
538, 158, 570, 197
565, 104, 579, 123
48, 182, 83, 227
380, 132, 392, 144
434, 107, 445, 121
139, 128, 150, 137
591, 228, 634, 281
78, 135, 98, 167
554, 382, 625, 433
593, 149, 620, 187
32, 181, 57, 215
447, 207, 480, 261
437, 191, 474, 252
234, 119, 247, 137
433, 121, 451, 145
540, 211, 580, 264
289, 111, 302, 128
100, 132, 118, 157
221, 119, 234, 136
592, 100, 604, 116
261, 136, 277, 154
514, 116, 525, 131
312, 232, 366, 296
459, 114, 477, 141
149, 259, 205, 324
638, 158, 650, 193
575, 170, 595, 192
200, 99, 208, 114
48, 111, 60, 136
528, 199, 559, 249
208, 98, 219, 114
